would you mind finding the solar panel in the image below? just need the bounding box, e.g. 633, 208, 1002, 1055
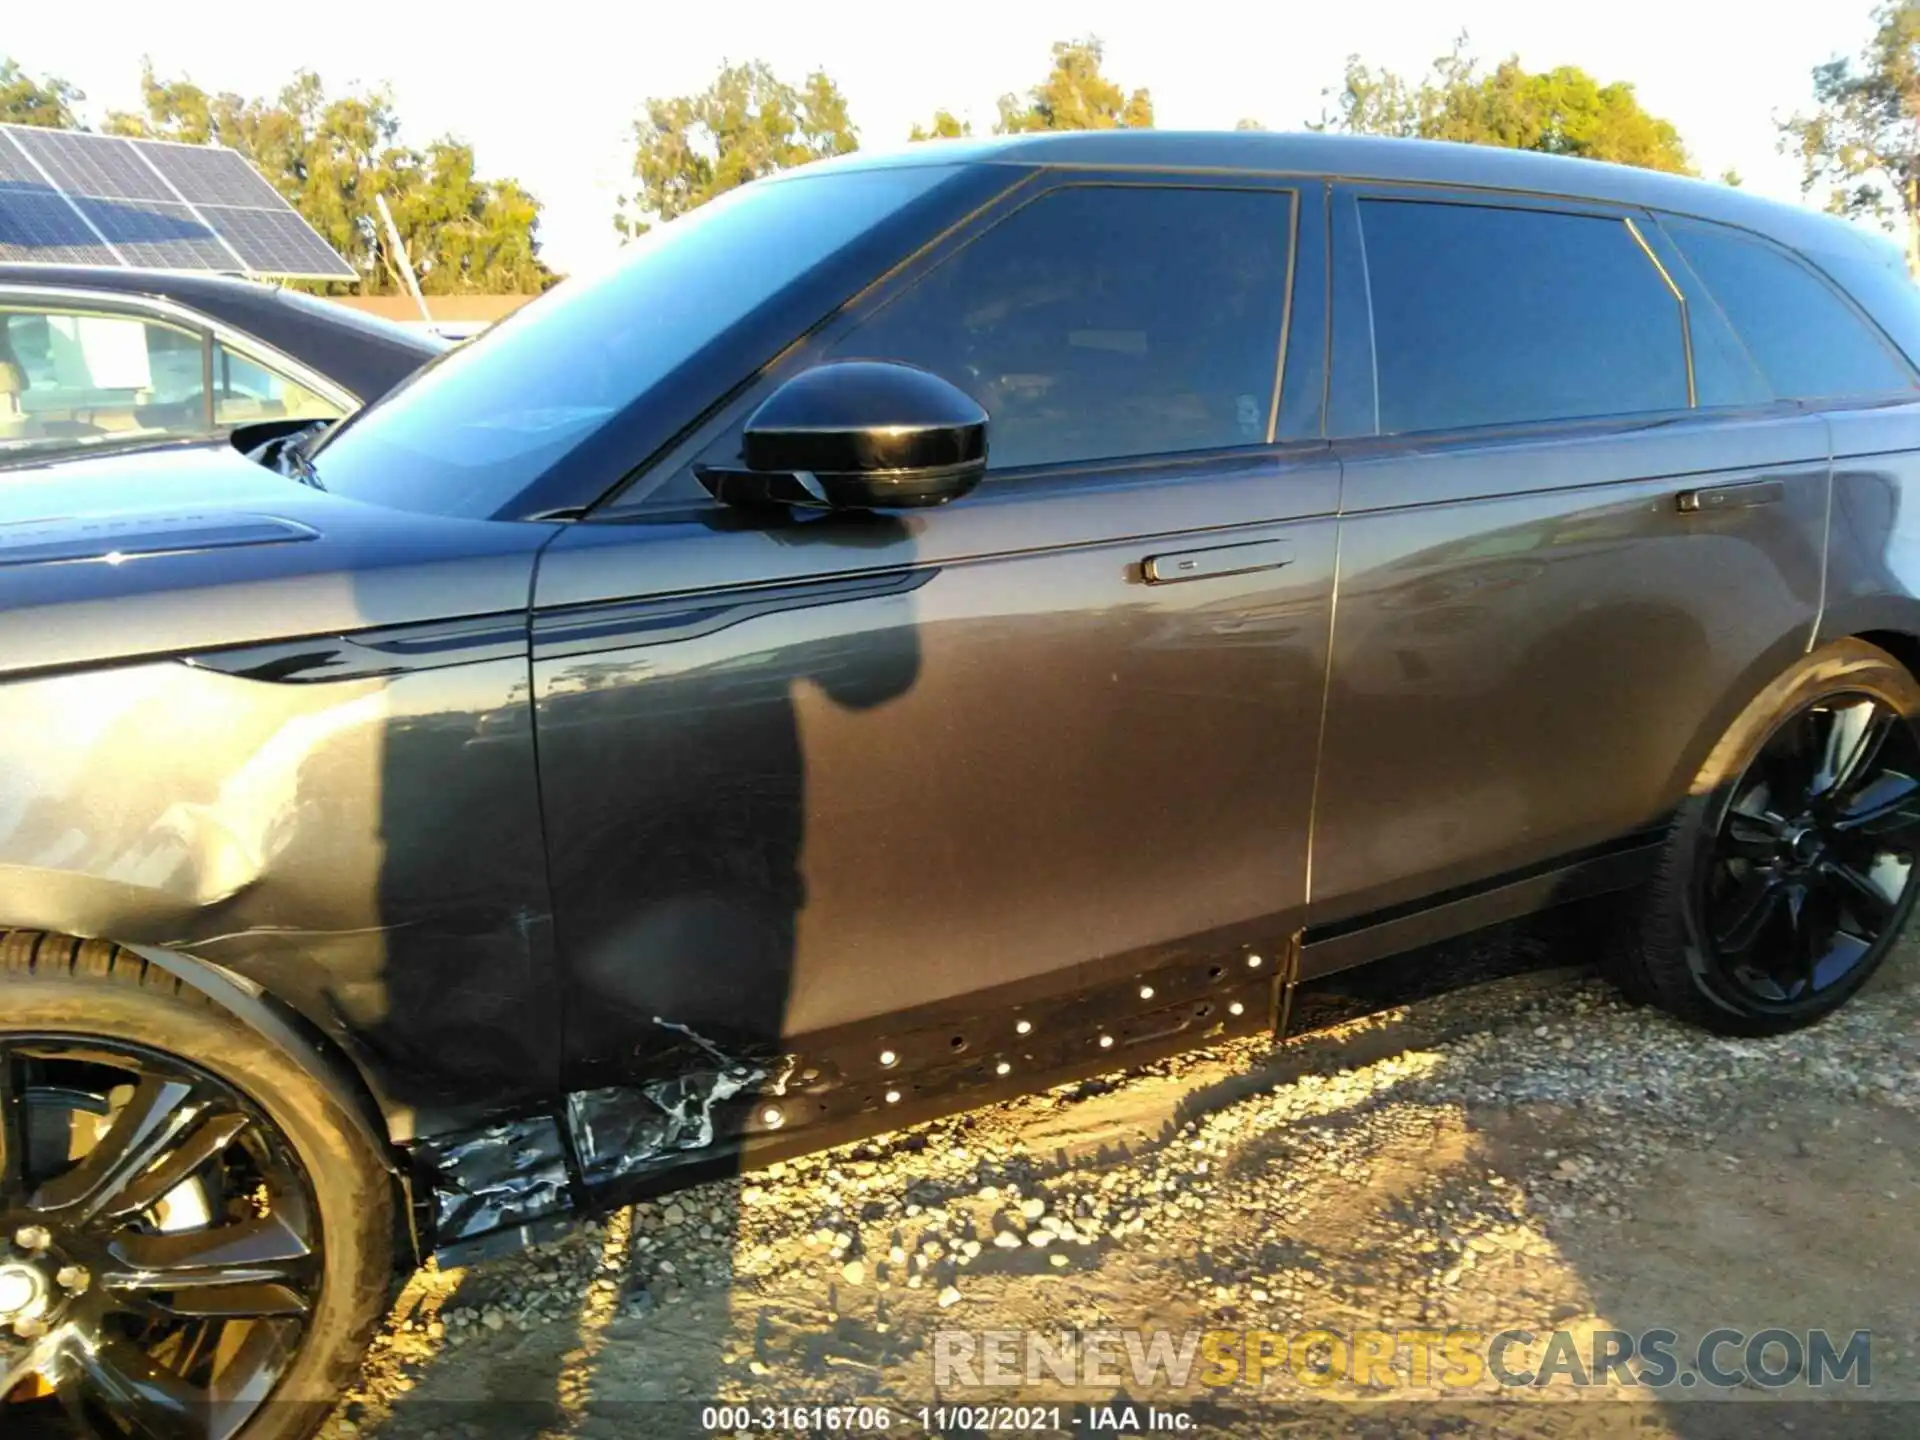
143, 142, 286, 208
199, 206, 353, 277
9, 126, 173, 202
0, 189, 117, 265
75, 197, 236, 269
0, 123, 355, 281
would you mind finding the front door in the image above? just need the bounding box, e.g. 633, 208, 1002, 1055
531, 174, 1338, 1173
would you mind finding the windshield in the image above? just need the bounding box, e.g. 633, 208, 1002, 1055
306, 164, 957, 518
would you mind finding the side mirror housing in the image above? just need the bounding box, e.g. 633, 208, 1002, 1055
697, 360, 987, 511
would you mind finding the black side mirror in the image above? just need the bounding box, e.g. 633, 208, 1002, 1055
697, 360, 987, 511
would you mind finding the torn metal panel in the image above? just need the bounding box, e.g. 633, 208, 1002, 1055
566, 1018, 795, 1188
411, 1113, 574, 1246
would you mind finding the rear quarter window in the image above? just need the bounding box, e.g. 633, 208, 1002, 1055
1664, 220, 1916, 401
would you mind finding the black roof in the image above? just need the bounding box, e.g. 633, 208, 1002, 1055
815, 131, 1903, 272
0, 265, 442, 401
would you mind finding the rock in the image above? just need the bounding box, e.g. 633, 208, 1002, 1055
840, 1260, 866, 1285
661, 1204, 687, 1227
938, 1285, 964, 1308
993, 1231, 1022, 1250
1019, 1197, 1047, 1221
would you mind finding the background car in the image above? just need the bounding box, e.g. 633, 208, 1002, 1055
0, 266, 444, 468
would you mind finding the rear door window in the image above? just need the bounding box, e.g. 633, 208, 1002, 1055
1354, 199, 1690, 435
826, 184, 1295, 471
0, 304, 208, 460
1663, 220, 1916, 401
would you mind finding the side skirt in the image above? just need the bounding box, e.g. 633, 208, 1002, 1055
416, 838, 1658, 1264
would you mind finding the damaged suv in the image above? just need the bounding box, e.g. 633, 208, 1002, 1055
5, 131, 1920, 1437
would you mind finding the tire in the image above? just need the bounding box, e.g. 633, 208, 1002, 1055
1611, 638, 1920, 1034
0, 932, 394, 1440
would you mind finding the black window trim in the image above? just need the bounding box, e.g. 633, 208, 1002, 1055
592, 167, 1315, 519
1646, 210, 1920, 406
1331, 182, 1706, 447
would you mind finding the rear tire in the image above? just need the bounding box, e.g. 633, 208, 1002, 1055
1612, 639, 1920, 1034
0, 933, 394, 1440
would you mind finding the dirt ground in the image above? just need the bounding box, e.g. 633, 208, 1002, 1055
327, 923, 1920, 1439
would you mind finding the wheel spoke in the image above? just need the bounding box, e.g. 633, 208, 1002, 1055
0, 1045, 27, 1203
1722, 810, 1784, 859
56, 1334, 207, 1440
1767, 709, 1825, 809
1783, 882, 1823, 995
1813, 700, 1885, 799
104, 1211, 314, 1295
1823, 859, 1898, 935
140, 1281, 310, 1320
29, 1073, 201, 1222
1834, 770, 1920, 840
101, 1109, 252, 1222
1715, 870, 1783, 952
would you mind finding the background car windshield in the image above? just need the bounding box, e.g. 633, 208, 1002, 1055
309, 165, 954, 518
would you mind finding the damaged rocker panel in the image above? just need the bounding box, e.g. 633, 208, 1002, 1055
414, 938, 1292, 1259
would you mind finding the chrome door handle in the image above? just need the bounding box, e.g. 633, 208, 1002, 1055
1142, 538, 1295, 585
1676, 479, 1785, 513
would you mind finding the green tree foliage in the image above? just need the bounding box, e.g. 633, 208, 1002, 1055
103, 64, 553, 293
1315, 35, 1692, 174
1780, 0, 1920, 270
1234, 117, 1268, 132
994, 38, 1153, 133
617, 60, 859, 239
910, 109, 971, 141
0, 56, 83, 128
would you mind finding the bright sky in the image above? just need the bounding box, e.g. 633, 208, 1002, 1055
8, 0, 1886, 275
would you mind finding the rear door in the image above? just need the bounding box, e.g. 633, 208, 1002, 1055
1305, 187, 1837, 960
531, 173, 1337, 1161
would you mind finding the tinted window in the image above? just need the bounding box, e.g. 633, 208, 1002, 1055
310, 165, 956, 517
1667, 221, 1915, 399
0, 304, 207, 461
1817, 245, 1920, 372
212, 342, 340, 427
828, 185, 1293, 470
1358, 200, 1689, 435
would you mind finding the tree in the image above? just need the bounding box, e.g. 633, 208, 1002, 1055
1780, 0, 1920, 273
105, 64, 554, 293
994, 38, 1153, 133
910, 109, 971, 141
1235, 117, 1268, 132
0, 56, 83, 129
617, 60, 858, 239
1314, 35, 1692, 174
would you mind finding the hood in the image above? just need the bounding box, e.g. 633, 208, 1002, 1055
0, 442, 554, 680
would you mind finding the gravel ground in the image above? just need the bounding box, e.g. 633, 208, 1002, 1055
326, 921, 1920, 1439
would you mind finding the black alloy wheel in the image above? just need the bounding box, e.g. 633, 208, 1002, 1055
1698, 691, 1920, 1011
0, 1038, 322, 1439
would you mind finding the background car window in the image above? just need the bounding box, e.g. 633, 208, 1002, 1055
0, 306, 207, 457
1356, 200, 1689, 435
827, 185, 1293, 470
212, 341, 341, 427
1665, 221, 1916, 400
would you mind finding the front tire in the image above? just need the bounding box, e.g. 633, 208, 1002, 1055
1614, 638, 1920, 1034
0, 934, 394, 1440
